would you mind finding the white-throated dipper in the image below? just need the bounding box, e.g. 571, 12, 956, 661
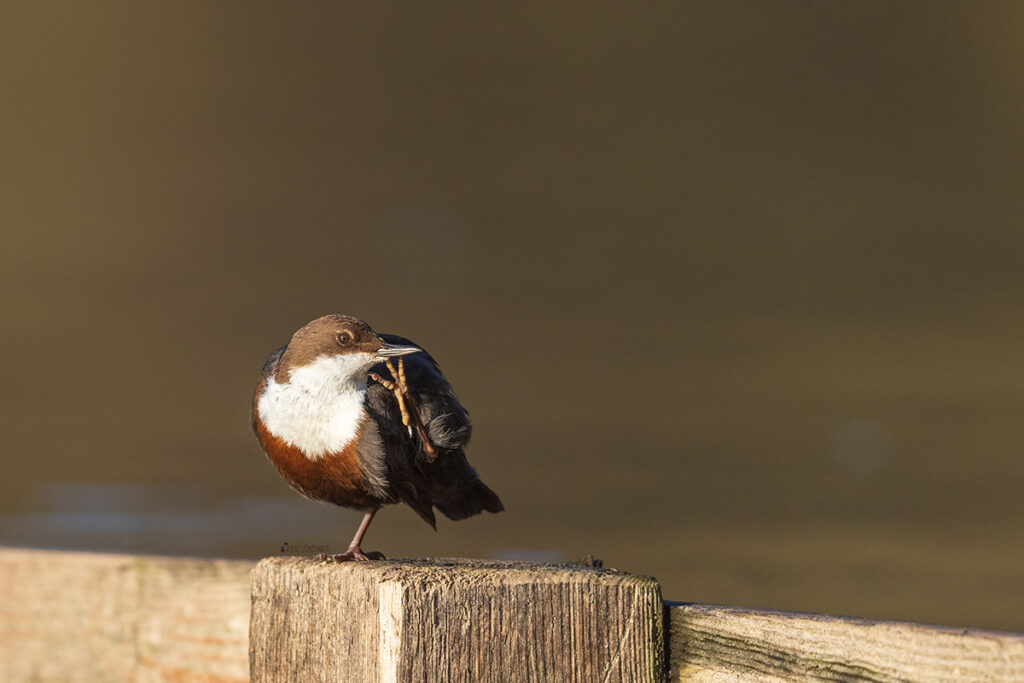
252, 314, 503, 561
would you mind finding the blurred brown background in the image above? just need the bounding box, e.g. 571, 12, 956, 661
3, 3, 1024, 630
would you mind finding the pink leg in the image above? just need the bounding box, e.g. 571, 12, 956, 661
313, 508, 385, 562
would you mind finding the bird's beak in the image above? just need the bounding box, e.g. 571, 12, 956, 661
376, 342, 421, 358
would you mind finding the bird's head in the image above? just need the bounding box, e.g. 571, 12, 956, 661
277, 314, 420, 384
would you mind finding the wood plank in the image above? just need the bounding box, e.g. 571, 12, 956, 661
0, 547, 253, 682
667, 602, 1024, 682
250, 557, 664, 682
8, 546, 1023, 681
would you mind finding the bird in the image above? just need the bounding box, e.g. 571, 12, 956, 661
251, 314, 503, 561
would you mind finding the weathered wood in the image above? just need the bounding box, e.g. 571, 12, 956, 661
249, 557, 665, 682
0, 547, 253, 682
6, 547, 1024, 681
667, 602, 1024, 682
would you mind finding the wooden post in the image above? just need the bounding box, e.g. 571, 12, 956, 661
249, 557, 665, 682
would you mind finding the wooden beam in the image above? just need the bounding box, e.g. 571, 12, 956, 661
6, 547, 1024, 681
249, 557, 665, 682
0, 547, 253, 682
667, 602, 1024, 681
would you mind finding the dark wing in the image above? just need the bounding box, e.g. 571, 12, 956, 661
365, 334, 503, 527
378, 334, 472, 452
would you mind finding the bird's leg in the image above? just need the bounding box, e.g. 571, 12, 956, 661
369, 357, 438, 461
390, 357, 438, 460
314, 508, 385, 562
368, 363, 412, 435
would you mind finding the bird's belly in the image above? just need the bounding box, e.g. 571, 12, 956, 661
254, 417, 380, 509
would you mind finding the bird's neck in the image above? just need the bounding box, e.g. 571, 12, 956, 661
257, 355, 371, 460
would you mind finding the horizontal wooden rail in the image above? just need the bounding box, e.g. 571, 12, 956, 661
667, 602, 1024, 682
0, 547, 253, 682
2, 547, 1023, 681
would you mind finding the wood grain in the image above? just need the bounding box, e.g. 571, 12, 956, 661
667, 602, 1024, 682
0, 547, 253, 682
6, 547, 1024, 681
249, 557, 665, 682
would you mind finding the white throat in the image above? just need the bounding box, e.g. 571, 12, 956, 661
257, 353, 377, 460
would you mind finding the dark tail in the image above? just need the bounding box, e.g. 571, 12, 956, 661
436, 480, 504, 521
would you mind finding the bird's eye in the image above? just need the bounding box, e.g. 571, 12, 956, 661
336, 331, 353, 346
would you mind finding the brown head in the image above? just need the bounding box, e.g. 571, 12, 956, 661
274, 314, 419, 383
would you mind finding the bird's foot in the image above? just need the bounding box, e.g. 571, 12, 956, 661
312, 546, 386, 562
369, 357, 437, 460
368, 358, 412, 433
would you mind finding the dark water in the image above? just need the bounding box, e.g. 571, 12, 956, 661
3, 3, 1024, 631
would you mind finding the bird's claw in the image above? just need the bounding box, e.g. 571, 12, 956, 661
370, 358, 413, 427
370, 357, 438, 460
313, 547, 386, 562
